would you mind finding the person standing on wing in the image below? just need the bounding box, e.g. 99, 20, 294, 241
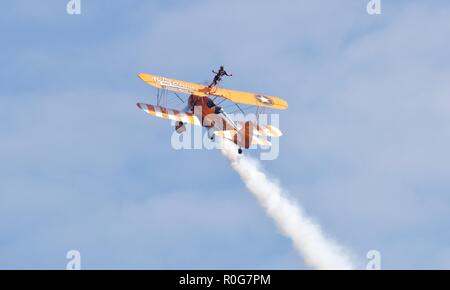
209, 66, 232, 88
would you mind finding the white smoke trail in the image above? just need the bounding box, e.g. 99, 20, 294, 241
220, 141, 354, 269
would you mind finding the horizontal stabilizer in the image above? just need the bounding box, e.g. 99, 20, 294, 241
214, 130, 272, 147
250, 135, 272, 147
236, 122, 282, 138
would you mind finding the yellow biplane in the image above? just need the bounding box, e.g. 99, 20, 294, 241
136, 67, 288, 154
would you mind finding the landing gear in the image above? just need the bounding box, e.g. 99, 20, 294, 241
238, 148, 243, 154
175, 121, 186, 134
207, 128, 216, 141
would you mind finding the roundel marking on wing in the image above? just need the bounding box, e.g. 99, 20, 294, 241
255, 95, 274, 106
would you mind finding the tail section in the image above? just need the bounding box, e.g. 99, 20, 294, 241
214, 129, 271, 145
236, 122, 282, 137
237, 121, 253, 149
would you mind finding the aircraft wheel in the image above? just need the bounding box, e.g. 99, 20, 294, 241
208, 128, 215, 141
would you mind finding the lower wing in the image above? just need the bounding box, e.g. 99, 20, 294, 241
137, 103, 201, 126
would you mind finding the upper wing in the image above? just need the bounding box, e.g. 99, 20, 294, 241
137, 103, 201, 126
138, 73, 208, 96
138, 73, 288, 110
209, 87, 288, 110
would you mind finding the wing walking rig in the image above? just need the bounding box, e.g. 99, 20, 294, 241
136, 67, 288, 154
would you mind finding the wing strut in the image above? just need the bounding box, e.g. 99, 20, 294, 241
173, 92, 185, 103
234, 103, 245, 115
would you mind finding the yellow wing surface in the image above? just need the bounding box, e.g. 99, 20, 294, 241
138, 73, 288, 110
209, 87, 288, 110
138, 73, 208, 96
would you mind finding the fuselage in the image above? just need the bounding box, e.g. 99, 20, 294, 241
187, 94, 235, 132
187, 94, 253, 149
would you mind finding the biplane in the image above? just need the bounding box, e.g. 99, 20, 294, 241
136, 68, 288, 154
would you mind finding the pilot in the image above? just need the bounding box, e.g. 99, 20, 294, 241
209, 66, 232, 88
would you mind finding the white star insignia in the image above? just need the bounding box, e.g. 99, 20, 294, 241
255, 95, 273, 105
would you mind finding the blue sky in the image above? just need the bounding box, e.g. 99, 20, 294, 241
1, 0, 450, 269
